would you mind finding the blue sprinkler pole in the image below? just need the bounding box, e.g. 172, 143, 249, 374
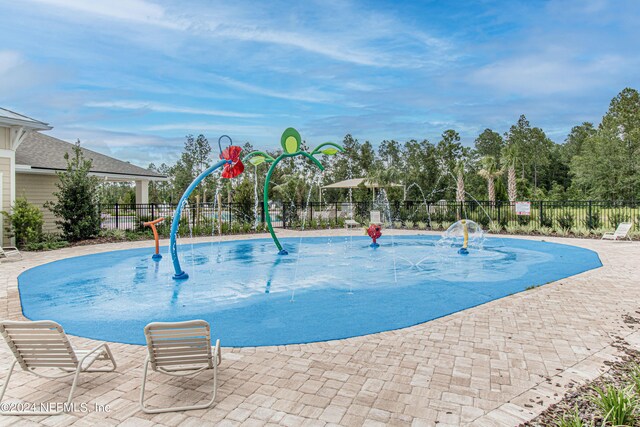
170, 159, 228, 280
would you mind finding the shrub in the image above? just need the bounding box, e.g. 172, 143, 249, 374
608, 212, 629, 229
539, 211, 553, 228
517, 215, 531, 226
477, 215, 491, 228
630, 363, 640, 395
100, 229, 127, 240
589, 385, 637, 427
25, 233, 68, 251
416, 221, 427, 230
584, 210, 601, 229
557, 213, 575, 230
499, 212, 514, 228
1, 198, 43, 247
553, 408, 588, 427
571, 226, 591, 238
45, 140, 101, 241
488, 222, 502, 234
538, 226, 553, 236
505, 225, 519, 234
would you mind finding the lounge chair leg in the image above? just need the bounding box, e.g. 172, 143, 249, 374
0, 360, 17, 404
0, 360, 80, 415
139, 358, 218, 414
139, 358, 152, 413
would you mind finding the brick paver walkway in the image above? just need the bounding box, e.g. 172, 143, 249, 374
0, 230, 638, 427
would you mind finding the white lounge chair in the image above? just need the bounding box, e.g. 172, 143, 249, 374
344, 219, 360, 227
601, 222, 633, 241
0, 246, 22, 261
370, 210, 382, 225
0, 320, 116, 415
140, 320, 221, 414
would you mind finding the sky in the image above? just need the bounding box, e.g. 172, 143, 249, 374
1, 0, 639, 167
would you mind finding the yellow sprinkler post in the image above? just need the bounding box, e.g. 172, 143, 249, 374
458, 219, 469, 255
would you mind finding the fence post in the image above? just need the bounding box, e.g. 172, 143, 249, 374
539, 200, 544, 227
261, 203, 265, 224
497, 200, 501, 225
115, 203, 119, 229
282, 203, 287, 229
310, 202, 313, 222
588, 200, 593, 230
151, 203, 155, 219
335, 203, 338, 222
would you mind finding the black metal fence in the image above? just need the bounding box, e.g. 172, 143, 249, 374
99, 200, 640, 232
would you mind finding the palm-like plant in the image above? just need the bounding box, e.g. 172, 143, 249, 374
477, 156, 502, 205
454, 160, 465, 203
501, 145, 518, 203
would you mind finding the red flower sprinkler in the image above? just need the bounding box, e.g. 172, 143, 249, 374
220, 144, 244, 178
367, 224, 382, 248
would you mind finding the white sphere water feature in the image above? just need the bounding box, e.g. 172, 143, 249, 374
442, 219, 485, 254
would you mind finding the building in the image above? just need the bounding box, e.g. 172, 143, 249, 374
0, 108, 167, 245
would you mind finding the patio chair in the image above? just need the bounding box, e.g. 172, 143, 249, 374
0, 320, 117, 415
0, 245, 22, 261
601, 222, 633, 241
140, 320, 221, 414
345, 218, 360, 227
370, 210, 382, 225
340, 203, 360, 228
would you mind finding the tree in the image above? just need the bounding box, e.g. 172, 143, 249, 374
501, 145, 518, 203
171, 134, 213, 202
436, 130, 468, 199
454, 160, 465, 203
45, 140, 101, 241
570, 88, 640, 200
503, 115, 554, 192
477, 156, 502, 204
403, 139, 440, 200
474, 129, 504, 159
148, 163, 173, 203
562, 122, 596, 162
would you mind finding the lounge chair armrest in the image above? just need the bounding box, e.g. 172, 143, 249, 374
77, 343, 113, 366
214, 339, 221, 366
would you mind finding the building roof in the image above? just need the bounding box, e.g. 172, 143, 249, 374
322, 178, 403, 189
0, 108, 52, 130
16, 132, 167, 180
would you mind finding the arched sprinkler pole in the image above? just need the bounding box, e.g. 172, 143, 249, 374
243, 127, 344, 255
170, 137, 244, 280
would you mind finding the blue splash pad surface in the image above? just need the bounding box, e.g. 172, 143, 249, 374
18, 236, 601, 347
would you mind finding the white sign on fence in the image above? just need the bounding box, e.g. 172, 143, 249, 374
515, 201, 531, 216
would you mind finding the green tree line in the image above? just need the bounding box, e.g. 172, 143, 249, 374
101, 87, 640, 206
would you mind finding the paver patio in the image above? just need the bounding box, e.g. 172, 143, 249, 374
0, 230, 638, 426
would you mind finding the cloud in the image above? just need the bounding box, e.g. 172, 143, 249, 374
144, 122, 281, 137
470, 52, 628, 96
86, 100, 263, 118
48, 126, 184, 166
0, 50, 64, 97
25, 0, 185, 29
0, 50, 23, 74
209, 74, 337, 104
